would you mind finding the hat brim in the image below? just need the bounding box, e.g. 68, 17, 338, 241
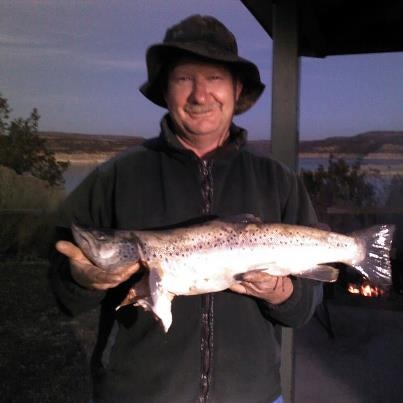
139, 43, 265, 115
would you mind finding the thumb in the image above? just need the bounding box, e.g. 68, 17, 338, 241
56, 240, 86, 261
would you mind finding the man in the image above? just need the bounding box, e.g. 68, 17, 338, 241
50, 15, 322, 403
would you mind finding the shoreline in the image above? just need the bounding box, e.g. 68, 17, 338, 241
299, 152, 403, 160
57, 152, 403, 164
56, 152, 115, 164
62, 153, 403, 193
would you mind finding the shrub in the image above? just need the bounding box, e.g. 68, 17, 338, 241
300, 155, 378, 220
0, 94, 69, 187
0, 166, 65, 258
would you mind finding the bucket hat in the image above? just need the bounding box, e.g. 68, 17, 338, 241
139, 15, 265, 114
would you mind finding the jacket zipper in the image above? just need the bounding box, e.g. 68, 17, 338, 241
198, 159, 214, 403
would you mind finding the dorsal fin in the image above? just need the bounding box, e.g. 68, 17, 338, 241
220, 214, 262, 224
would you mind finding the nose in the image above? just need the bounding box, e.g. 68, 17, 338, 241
189, 78, 208, 104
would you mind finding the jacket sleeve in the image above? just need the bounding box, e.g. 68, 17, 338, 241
48, 165, 115, 316
258, 276, 322, 328
49, 228, 107, 316
260, 170, 323, 328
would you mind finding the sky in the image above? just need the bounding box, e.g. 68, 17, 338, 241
1, 0, 402, 140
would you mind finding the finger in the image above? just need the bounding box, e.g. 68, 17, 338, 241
90, 262, 141, 287
97, 262, 141, 284
241, 273, 279, 287
232, 281, 265, 299
90, 282, 121, 291
116, 262, 141, 278
101, 263, 141, 290
238, 281, 263, 295
71, 264, 122, 290
239, 276, 280, 294
229, 283, 249, 295
240, 270, 273, 282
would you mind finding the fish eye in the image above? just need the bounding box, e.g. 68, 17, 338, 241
94, 232, 107, 241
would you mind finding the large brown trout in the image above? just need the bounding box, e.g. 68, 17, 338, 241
72, 216, 394, 331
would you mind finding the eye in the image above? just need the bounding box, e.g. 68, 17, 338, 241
176, 75, 192, 82
94, 232, 107, 241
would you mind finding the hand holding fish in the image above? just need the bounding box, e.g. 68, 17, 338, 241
229, 271, 294, 304
56, 240, 140, 290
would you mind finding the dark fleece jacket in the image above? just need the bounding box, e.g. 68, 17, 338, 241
50, 115, 322, 403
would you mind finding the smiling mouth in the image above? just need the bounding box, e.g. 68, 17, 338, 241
184, 105, 219, 115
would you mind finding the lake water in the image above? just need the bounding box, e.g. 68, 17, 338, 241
63, 157, 403, 194
63, 164, 98, 193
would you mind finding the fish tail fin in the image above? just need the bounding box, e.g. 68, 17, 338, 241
351, 224, 395, 287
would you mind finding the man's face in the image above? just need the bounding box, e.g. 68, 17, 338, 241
164, 60, 242, 141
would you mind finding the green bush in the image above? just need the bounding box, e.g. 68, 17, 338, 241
0, 94, 69, 187
0, 166, 65, 258
300, 155, 378, 220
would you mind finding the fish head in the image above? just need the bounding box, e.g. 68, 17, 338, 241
71, 224, 139, 271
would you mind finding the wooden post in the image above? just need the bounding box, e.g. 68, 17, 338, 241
271, 1, 300, 403
271, 0, 300, 171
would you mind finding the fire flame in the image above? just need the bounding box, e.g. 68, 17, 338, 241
347, 282, 385, 297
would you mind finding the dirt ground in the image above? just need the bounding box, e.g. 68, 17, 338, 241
0, 261, 97, 403
3, 261, 403, 403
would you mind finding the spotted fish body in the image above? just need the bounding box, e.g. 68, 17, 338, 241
72, 218, 394, 331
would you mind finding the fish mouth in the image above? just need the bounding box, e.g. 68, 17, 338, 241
71, 224, 121, 269
71, 224, 94, 256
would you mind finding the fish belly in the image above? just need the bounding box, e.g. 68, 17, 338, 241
154, 237, 361, 296
153, 245, 309, 295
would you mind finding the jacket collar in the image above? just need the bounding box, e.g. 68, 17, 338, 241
144, 114, 248, 161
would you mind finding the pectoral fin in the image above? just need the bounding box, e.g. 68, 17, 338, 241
148, 265, 175, 332
117, 273, 151, 308
298, 265, 339, 282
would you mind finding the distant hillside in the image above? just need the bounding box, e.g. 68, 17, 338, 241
40, 130, 403, 163
39, 131, 144, 163
299, 131, 403, 156
40, 131, 144, 154
247, 131, 403, 158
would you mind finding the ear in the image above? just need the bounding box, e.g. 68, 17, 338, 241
235, 78, 243, 101
162, 80, 169, 104
162, 84, 172, 109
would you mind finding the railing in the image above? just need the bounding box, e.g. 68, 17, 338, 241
326, 206, 403, 215
0, 209, 44, 215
